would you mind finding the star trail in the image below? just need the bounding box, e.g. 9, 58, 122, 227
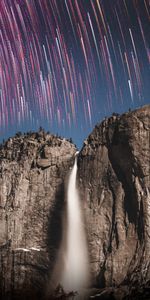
0, 0, 150, 147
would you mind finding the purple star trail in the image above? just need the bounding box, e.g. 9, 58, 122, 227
0, 0, 150, 146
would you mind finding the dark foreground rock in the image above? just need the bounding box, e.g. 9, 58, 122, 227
47, 284, 150, 300
78, 105, 150, 289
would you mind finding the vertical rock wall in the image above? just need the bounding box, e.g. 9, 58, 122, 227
0, 131, 76, 299
78, 105, 150, 288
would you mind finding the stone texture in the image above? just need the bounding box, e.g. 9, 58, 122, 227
0, 130, 76, 299
78, 105, 150, 290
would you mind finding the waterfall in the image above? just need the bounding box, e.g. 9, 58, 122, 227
60, 152, 89, 292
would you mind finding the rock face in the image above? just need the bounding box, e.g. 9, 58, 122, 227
0, 130, 76, 299
0, 105, 150, 299
78, 105, 150, 289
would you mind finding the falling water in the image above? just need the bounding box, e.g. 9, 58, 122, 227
60, 152, 89, 292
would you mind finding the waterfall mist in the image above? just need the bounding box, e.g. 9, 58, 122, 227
60, 153, 89, 292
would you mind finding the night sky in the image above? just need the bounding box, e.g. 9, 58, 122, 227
0, 0, 150, 148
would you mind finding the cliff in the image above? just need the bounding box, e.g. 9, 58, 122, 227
0, 130, 76, 299
0, 105, 150, 299
78, 105, 150, 292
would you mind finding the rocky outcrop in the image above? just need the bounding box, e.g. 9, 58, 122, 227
0, 130, 76, 299
78, 105, 150, 289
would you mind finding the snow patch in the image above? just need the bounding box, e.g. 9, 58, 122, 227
15, 248, 30, 252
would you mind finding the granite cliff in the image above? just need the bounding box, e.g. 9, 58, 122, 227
0, 130, 76, 299
0, 105, 150, 299
78, 104, 150, 297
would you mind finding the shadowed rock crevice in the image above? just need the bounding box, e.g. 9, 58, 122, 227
108, 144, 139, 225
137, 200, 145, 243
108, 139, 145, 244
47, 182, 65, 282
107, 171, 117, 254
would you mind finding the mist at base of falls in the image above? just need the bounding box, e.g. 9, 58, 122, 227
60, 153, 89, 292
